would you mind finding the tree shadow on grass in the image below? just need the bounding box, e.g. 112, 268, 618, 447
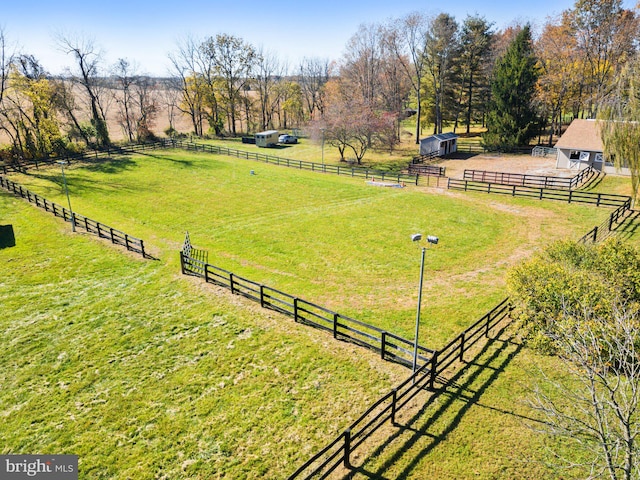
343, 325, 530, 479
81, 155, 138, 174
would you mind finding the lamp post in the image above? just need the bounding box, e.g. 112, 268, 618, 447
411, 233, 439, 376
57, 160, 75, 232
320, 128, 325, 165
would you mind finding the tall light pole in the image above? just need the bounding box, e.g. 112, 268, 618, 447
320, 128, 325, 165
411, 233, 439, 376
57, 160, 75, 232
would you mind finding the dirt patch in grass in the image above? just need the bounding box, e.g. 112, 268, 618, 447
440, 153, 572, 180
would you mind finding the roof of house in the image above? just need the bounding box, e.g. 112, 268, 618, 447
554, 119, 603, 152
420, 133, 459, 144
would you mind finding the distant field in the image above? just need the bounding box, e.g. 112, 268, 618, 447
1, 146, 621, 478
8, 148, 613, 346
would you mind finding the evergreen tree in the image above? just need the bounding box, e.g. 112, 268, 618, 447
483, 24, 540, 151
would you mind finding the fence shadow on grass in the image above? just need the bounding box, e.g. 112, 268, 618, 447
343, 324, 525, 480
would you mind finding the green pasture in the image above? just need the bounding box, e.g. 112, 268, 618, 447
0, 192, 407, 479
1, 146, 619, 479
8, 148, 612, 347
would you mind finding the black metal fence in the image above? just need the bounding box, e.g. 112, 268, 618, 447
463, 165, 596, 190
0, 175, 148, 258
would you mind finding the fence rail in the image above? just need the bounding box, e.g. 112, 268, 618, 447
180, 252, 434, 367
288, 298, 512, 479
578, 201, 635, 244
532, 146, 558, 157
463, 165, 596, 190
448, 178, 632, 208
0, 175, 148, 257
0, 142, 166, 174
163, 139, 420, 185
408, 164, 446, 177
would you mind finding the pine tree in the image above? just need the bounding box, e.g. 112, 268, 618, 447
483, 25, 540, 151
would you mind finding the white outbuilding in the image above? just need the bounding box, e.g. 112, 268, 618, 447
419, 133, 458, 157
554, 119, 629, 175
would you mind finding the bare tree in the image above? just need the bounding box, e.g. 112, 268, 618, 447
385, 12, 430, 144
112, 58, 136, 142
58, 34, 110, 147
253, 47, 286, 131
168, 36, 206, 136
529, 303, 640, 480
299, 57, 330, 120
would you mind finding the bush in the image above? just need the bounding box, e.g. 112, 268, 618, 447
507, 238, 640, 352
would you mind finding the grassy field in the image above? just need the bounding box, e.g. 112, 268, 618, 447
2, 145, 632, 478
0, 191, 408, 479
8, 148, 610, 346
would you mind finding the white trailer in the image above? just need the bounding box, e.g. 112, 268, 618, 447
255, 130, 279, 148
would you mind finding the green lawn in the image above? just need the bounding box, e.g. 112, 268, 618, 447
8, 149, 609, 346
0, 191, 407, 479
2, 146, 629, 479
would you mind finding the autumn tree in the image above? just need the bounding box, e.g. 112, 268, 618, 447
509, 239, 640, 479
253, 47, 286, 131
599, 52, 640, 199
535, 20, 581, 145
168, 37, 207, 136
201, 34, 255, 135
483, 24, 540, 151
564, 0, 638, 117
1, 55, 64, 159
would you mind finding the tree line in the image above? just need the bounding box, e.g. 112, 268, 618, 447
0, 0, 637, 163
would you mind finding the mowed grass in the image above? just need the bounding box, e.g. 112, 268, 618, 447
10, 148, 612, 347
1, 147, 622, 479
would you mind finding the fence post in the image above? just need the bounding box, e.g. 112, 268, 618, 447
429, 352, 438, 390
125, 234, 130, 250
293, 297, 299, 321
343, 429, 352, 468
229, 273, 235, 294
204, 263, 209, 283
486, 310, 492, 337
110, 227, 115, 244
260, 285, 265, 308
568, 190, 573, 203
381, 332, 387, 360
592, 226, 598, 242
391, 388, 398, 426
459, 332, 465, 362
84, 217, 89, 231
96, 222, 102, 238
333, 313, 339, 338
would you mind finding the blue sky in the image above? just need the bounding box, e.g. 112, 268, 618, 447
2, 0, 637, 76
